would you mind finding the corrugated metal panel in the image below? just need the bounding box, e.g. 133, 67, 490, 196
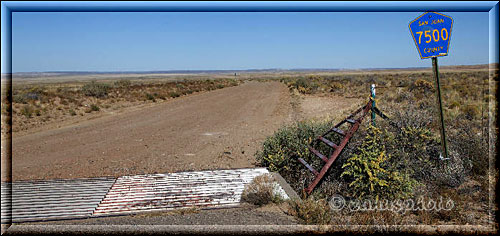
93, 168, 270, 216
1, 168, 288, 222
1, 177, 115, 223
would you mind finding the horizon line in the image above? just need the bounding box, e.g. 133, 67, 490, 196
6, 63, 495, 75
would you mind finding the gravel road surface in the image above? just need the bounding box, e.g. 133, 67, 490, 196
11, 81, 292, 180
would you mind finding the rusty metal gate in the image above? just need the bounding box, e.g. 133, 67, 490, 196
298, 100, 374, 194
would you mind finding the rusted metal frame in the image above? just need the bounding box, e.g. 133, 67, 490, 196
300, 102, 370, 174
318, 136, 338, 149
298, 158, 319, 175
337, 104, 367, 127
331, 128, 345, 136
307, 146, 328, 162
317, 104, 367, 138
305, 102, 372, 194
346, 119, 356, 124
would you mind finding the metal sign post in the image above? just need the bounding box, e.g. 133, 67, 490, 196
431, 57, 449, 160
409, 11, 453, 160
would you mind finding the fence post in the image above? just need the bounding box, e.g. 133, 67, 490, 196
371, 84, 376, 126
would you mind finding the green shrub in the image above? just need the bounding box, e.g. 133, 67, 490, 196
90, 104, 100, 112
13, 94, 27, 104
229, 79, 239, 86
81, 81, 110, 98
255, 120, 345, 196
168, 92, 180, 98
387, 102, 469, 188
341, 125, 418, 201
256, 120, 332, 173
329, 81, 345, 91
28, 86, 45, 94
145, 93, 155, 101
21, 105, 33, 118
293, 77, 319, 94
114, 80, 131, 88
13, 91, 42, 104
385, 126, 442, 182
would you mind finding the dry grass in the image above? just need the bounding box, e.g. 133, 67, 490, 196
287, 196, 332, 225
241, 174, 282, 206
3, 78, 241, 134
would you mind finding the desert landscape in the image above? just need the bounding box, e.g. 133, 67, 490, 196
1, 64, 497, 228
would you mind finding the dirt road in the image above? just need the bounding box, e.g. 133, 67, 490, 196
11, 81, 292, 180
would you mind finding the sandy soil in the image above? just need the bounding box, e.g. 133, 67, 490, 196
297, 94, 364, 122
11, 81, 293, 181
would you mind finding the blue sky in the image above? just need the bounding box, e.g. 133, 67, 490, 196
12, 12, 489, 72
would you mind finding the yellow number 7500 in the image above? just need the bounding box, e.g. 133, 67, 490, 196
415, 28, 449, 44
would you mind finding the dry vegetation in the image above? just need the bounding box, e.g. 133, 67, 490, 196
0, 66, 497, 230
1, 78, 240, 134
256, 68, 497, 228
241, 174, 284, 206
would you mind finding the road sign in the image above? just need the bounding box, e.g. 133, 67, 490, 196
409, 12, 453, 59
408, 11, 452, 161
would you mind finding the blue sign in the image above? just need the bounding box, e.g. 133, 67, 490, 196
409, 12, 453, 59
